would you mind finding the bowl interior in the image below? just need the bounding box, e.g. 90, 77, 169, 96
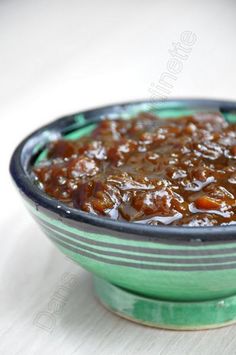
34, 100, 236, 165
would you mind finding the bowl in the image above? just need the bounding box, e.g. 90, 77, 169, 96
10, 99, 236, 330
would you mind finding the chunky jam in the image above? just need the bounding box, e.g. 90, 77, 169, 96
33, 113, 236, 226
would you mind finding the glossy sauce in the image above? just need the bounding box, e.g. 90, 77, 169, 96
33, 113, 236, 226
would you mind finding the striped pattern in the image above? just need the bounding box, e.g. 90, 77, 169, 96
28, 203, 236, 272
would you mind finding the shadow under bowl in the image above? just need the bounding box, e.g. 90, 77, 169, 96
10, 98, 236, 330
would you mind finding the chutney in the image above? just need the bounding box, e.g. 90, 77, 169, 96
33, 112, 236, 226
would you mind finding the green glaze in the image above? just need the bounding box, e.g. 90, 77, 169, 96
27, 204, 236, 311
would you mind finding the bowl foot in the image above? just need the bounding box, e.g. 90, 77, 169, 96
94, 277, 236, 330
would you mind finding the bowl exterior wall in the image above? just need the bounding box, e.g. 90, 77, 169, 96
25, 198, 236, 302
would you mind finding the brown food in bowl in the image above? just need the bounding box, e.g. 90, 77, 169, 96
33, 112, 236, 226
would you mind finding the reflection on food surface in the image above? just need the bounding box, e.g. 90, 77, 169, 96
33, 112, 236, 227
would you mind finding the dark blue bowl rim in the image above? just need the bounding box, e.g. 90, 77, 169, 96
9, 98, 236, 242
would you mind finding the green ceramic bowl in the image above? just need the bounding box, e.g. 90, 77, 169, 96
10, 99, 236, 330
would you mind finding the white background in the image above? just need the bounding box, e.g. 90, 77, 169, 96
0, 0, 236, 354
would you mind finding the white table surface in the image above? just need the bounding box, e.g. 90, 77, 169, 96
1, 0, 236, 354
